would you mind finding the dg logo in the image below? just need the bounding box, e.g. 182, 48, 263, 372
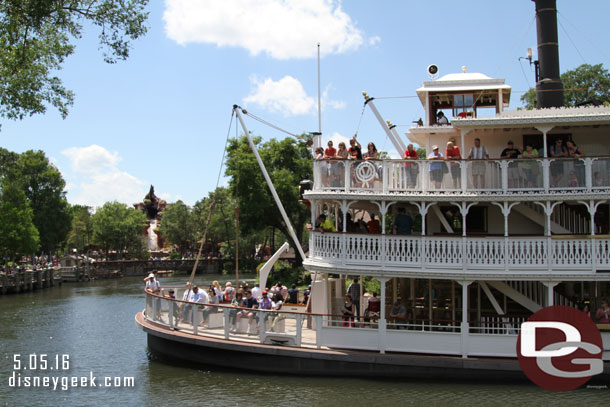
517, 305, 604, 391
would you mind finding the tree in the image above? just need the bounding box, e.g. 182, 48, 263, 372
91, 201, 147, 259
0, 179, 39, 261
193, 187, 236, 252
159, 200, 196, 253
0, 0, 149, 120
225, 136, 312, 265
18, 150, 71, 254
520, 63, 610, 109
66, 204, 93, 253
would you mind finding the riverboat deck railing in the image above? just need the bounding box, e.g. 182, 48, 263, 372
309, 232, 610, 273
312, 156, 610, 194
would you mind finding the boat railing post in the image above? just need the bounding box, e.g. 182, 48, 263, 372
259, 310, 265, 343
193, 306, 198, 335
542, 159, 550, 192
223, 308, 231, 340
168, 300, 174, 329
296, 313, 303, 347
584, 157, 593, 191
315, 315, 322, 349
152, 294, 158, 322
382, 160, 388, 194
500, 160, 509, 193
345, 161, 351, 193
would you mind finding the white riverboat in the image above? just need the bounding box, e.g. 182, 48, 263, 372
137, 68, 610, 379
137, 0, 609, 380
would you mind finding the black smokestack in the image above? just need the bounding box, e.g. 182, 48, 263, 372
533, 0, 564, 108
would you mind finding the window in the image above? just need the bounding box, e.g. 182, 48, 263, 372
453, 94, 474, 116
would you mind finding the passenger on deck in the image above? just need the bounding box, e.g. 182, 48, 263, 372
597, 300, 610, 323
257, 290, 273, 327
566, 140, 585, 186
393, 207, 413, 235
224, 282, 235, 302
427, 145, 444, 189
348, 135, 362, 160
277, 281, 288, 299
287, 284, 299, 304
404, 144, 420, 189
467, 138, 489, 189
446, 141, 461, 189
302, 285, 311, 304
201, 287, 219, 325
212, 281, 223, 302
236, 290, 259, 332
229, 292, 244, 331
389, 300, 407, 329
317, 214, 337, 233
364, 292, 381, 324
367, 213, 381, 234
251, 283, 262, 301
363, 142, 378, 160
324, 140, 336, 158
342, 294, 355, 327
336, 142, 349, 159
521, 144, 539, 187
549, 138, 568, 186
269, 292, 284, 331
347, 277, 361, 320
145, 273, 161, 294
436, 111, 449, 125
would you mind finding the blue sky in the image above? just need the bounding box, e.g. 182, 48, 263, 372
2, 0, 609, 208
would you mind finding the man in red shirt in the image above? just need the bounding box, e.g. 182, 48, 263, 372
324, 141, 336, 158
404, 144, 419, 188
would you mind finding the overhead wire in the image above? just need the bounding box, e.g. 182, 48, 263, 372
558, 18, 587, 65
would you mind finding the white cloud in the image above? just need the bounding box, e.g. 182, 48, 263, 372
62, 145, 120, 174
163, 0, 369, 59
328, 131, 350, 147
61, 145, 147, 208
244, 75, 314, 116
243, 75, 345, 116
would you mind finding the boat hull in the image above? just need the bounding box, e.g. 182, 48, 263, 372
138, 311, 535, 381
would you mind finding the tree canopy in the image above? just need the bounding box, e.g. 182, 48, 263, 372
521, 63, 610, 109
91, 201, 147, 259
0, 0, 149, 120
0, 178, 39, 260
225, 135, 312, 263
66, 204, 93, 252
18, 150, 71, 253
159, 200, 196, 253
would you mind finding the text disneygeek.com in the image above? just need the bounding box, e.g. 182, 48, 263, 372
8, 371, 135, 391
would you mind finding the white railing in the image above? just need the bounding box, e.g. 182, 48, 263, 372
310, 232, 610, 273
312, 157, 610, 194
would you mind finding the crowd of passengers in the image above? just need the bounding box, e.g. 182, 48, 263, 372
144, 270, 310, 332
315, 133, 596, 189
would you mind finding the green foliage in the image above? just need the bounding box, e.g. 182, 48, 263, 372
520, 63, 610, 109
0, 0, 149, 120
159, 200, 196, 252
17, 150, 71, 253
91, 201, 147, 259
416, 147, 426, 158
225, 135, 312, 265
193, 187, 236, 249
0, 179, 39, 259
66, 204, 93, 252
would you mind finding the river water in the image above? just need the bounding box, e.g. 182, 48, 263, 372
0, 276, 607, 406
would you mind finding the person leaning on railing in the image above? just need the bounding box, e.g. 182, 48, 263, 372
520, 144, 539, 187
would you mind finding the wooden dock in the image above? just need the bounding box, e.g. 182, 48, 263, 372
58, 266, 122, 282
0, 269, 62, 294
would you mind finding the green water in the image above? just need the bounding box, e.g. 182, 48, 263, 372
0, 276, 607, 407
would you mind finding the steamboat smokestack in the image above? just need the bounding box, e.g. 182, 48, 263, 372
533, 0, 564, 108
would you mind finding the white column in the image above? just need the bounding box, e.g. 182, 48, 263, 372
460, 129, 469, 193
535, 126, 554, 158
378, 277, 389, 354
458, 281, 472, 358
543, 282, 559, 306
